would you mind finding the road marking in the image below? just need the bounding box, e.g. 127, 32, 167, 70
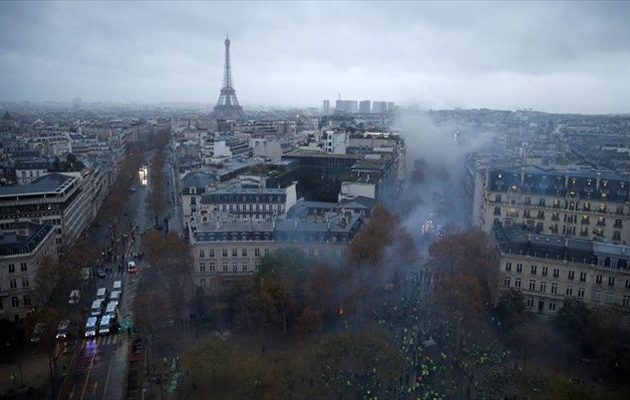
92, 381, 98, 394
79, 351, 96, 400
69, 386, 75, 399
103, 356, 113, 398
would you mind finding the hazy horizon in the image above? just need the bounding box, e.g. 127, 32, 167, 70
2, 1, 630, 114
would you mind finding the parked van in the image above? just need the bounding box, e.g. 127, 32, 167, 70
91, 299, 104, 316
98, 315, 114, 335
105, 301, 118, 316
110, 290, 121, 302
85, 317, 98, 338
96, 287, 107, 299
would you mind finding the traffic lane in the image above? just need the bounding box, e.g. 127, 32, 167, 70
81, 340, 116, 400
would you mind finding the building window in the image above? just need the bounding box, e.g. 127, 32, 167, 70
21, 277, 29, 288
613, 231, 621, 241
10, 279, 17, 289
199, 262, 206, 272
623, 295, 630, 308
11, 297, 19, 308
242, 248, 247, 256
626, 279, 630, 289
23, 295, 31, 306
20, 263, 27, 271
199, 249, 205, 258
8, 264, 15, 273
264, 248, 270, 256
505, 262, 512, 272
209, 261, 216, 272
577, 287, 585, 298
553, 268, 559, 278
222, 248, 228, 257
209, 249, 215, 257
542, 266, 548, 276
596, 274, 602, 284
254, 260, 259, 271
593, 290, 601, 302
494, 207, 501, 216
529, 279, 536, 291
222, 262, 228, 272
551, 283, 558, 294
540, 281, 547, 293
530, 265, 537, 275
242, 261, 248, 272
200, 278, 206, 287
514, 278, 521, 288
232, 262, 238, 272
526, 297, 534, 308
566, 287, 573, 296
608, 276, 615, 287
255, 248, 260, 257
504, 277, 511, 287
605, 292, 614, 304
516, 264, 523, 273
568, 271, 574, 280
232, 249, 238, 257
580, 272, 587, 282
549, 302, 556, 311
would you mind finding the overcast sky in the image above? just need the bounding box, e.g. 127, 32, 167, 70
1, 1, 629, 113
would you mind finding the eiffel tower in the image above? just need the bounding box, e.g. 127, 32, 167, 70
211, 35, 246, 120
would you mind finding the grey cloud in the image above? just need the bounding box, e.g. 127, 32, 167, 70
1, 1, 629, 113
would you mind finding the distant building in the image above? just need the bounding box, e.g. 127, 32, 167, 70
0, 222, 57, 322
372, 101, 388, 113
15, 159, 49, 185
323, 100, 330, 114
196, 181, 297, 222
359, 100, 371, 114
335, 100, 359, 113
325, 130, 348, 154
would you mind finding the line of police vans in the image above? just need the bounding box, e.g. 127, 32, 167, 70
85, 280, 123, 338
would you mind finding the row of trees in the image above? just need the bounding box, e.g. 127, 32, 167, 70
183, 332, 405, 400
196, 205, 419, 338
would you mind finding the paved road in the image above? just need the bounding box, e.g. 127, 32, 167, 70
59, 153, 152, 400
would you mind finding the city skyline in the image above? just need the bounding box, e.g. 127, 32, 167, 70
1, 2, 630, 113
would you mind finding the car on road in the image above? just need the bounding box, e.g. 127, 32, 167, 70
127, 261, 138, 273
113, 280, 122, 291
30, 323, 45, 343
85, 317, 98, 338
98, 315, 114, 335
68, 289, 81, 304
96, 287, 107, 299
91, 299, 104, 316
56, 320, 70, 340
110, 290, 121, 302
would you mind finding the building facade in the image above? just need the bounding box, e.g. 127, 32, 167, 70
494, 224, 630, 323
0, 223, 57, 322
476, 166, 629, 244
0, 173, 93, 251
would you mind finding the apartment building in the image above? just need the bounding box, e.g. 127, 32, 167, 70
476, 166, 629, 244
189, 212, 363, 290
196, 182, 297, 222
0, 222, 57, 322
0, 173, 93, 251
494, 224, 630, 322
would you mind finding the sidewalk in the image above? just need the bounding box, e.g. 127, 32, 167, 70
0, 348, 50, 397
